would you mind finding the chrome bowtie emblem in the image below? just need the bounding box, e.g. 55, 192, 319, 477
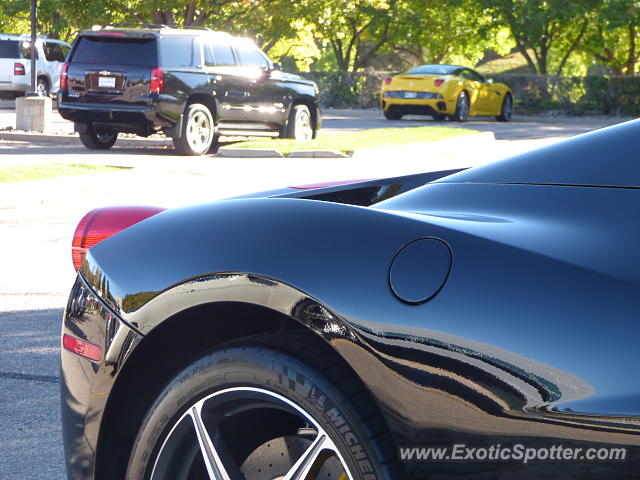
409, 82, 414, 87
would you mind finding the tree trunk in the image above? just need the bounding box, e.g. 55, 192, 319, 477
554, 19, 588, 77
184, 3, 196, 26
625, 23, 637, 76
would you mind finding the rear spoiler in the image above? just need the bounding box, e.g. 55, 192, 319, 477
232, 169, 466, 207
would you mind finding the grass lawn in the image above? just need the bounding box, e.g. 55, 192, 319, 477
0, 163, 124, 183
228, 126, 480, 154
476, 49, 533, 75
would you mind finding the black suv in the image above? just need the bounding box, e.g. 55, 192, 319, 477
58, 25, 322, 155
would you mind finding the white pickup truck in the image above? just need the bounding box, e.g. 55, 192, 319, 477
0, 34, 71, 98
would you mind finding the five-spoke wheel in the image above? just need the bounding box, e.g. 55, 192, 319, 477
451, 91, 469, 122
149, 387, 353, 480
174, 103, 218, 155
282, 104, 315, 141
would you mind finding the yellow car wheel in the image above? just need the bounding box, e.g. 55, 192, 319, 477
496, 94, 513, 122
383, 109, 403, 120
451, 91, 469, 122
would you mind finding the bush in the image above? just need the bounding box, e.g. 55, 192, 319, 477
298, 71, 640, 115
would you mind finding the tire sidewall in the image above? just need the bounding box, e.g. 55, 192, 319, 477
126, 347, 385, 480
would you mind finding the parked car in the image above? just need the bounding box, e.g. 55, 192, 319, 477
57, 25, 322, 155
380, 64, 513, 122
0, 34, 70, 98
61, 120, 640, 479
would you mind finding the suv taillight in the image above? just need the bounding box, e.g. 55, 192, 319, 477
150, 67, 164, 94
14, 63, 25, 75
71, 206, 165, 271
60, 62, 69, 89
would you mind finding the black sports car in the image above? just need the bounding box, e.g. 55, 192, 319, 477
61, 120, 640, 479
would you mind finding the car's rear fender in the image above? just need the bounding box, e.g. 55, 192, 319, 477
81, 192, 640, 477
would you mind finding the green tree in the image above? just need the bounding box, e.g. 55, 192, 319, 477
1, 0, 72, 39
481, 0, 599, 76
385, 0, 514, 69
302, 0, 399, 72
581, 0, 639, 75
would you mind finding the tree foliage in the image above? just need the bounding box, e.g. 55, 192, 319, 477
479, 0, 602, 76
580, 0, 640, 75
0, 0, 638, 75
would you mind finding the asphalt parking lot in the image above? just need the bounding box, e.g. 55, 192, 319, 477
0, 104, 633, 479
0, 99, 631, 140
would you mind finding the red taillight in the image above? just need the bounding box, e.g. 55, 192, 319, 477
434, 79, 445, 87
150, 67, 164, 94
71, 206, 165, 271
60, 62, 69, 89
14, 63, 25, 76
63, 334, 102, 362
384, 77, 392, 85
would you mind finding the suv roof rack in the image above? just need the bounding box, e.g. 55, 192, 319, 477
91, 23, 213, 32
0, 33, 49, 39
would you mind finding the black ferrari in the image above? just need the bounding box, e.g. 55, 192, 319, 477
61, 120, 640, 479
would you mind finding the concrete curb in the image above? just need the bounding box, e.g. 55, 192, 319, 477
217, 147, 283, 158
0, 130, 173, 148
287, 149, 351, 158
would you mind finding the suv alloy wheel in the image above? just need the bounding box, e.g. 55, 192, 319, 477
173, 103, 218, 156
283, 104, 314, 141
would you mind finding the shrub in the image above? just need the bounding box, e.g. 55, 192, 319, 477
299, 71, 640, 115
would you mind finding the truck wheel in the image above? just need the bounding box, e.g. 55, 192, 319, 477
36, 77, 50, 96
173, 103, 217, 156
281, 104, 314, 140
79, 125, 118, 150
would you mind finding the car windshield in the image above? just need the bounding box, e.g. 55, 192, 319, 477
406, 65, 458, 75
0, 40, 21, 58
71, 36, 157, 66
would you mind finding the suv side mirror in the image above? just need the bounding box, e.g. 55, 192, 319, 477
273, 62, 282, 71
485, 77, 494, 84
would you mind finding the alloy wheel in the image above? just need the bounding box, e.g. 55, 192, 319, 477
186, 110, 213, 152
294, 108, 313, 141
457, 93, 469, 121
36, 79, 49, 96
150, 387, 354, 480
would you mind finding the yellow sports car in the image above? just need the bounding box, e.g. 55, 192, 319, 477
380, 64, 513, 122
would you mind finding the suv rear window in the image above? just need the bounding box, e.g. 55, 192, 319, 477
0, 40, 21, 58
71, 36, 158, 66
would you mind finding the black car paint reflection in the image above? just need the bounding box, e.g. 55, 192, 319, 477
61, 121, 640, 479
